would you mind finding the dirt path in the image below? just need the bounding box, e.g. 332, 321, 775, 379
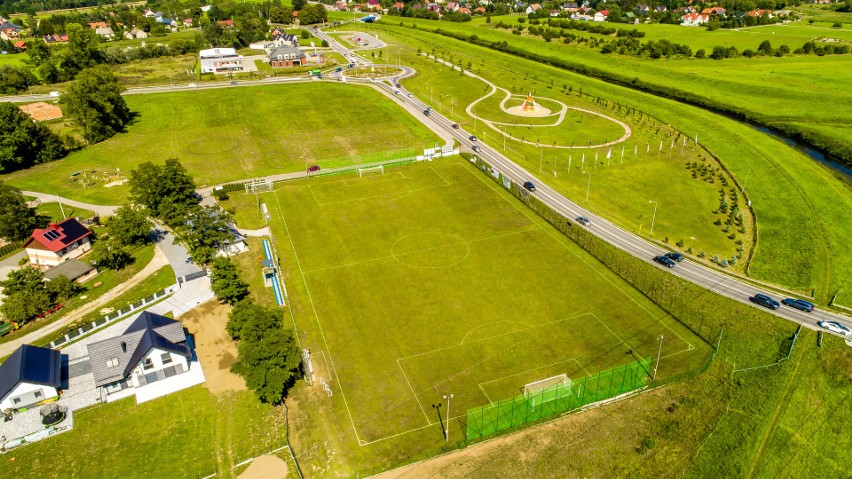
180, 301, 247, 394
0, 246, 169, 357
238, 455, 289, 479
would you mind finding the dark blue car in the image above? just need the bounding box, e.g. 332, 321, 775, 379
750, 294, 780, 310
781, 298, 814, 312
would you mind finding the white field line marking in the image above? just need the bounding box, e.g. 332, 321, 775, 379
479, 383, 495, 405
459, 319, 536, 345
396, 358, 433, 426
429, 165, 452, 187
477, 358, 586, 404
397, 313, 594, 363
272, 189, 363, 444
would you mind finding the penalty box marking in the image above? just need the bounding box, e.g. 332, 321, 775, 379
477, 357, 589, 405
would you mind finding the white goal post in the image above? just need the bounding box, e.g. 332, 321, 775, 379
245, 179, 273, 193
524, 374, 572, 411
358, 165, 385, 177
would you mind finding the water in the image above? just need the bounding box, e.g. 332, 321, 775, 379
753, 126, 852, 182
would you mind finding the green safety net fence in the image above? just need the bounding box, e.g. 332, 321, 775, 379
466, 359, 652, 441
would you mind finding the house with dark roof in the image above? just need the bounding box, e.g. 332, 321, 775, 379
87, 311, 201, 403
0, 344, 62, 411
43, 258, 97, 283
23, 218, 92, 267
43, 33, 69, 43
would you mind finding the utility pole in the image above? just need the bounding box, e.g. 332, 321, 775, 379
653, 336, 664, 380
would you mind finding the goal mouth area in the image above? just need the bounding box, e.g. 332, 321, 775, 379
357, 165, 385, 177
523, 374, 572, 398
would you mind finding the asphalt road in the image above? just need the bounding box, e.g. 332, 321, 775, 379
313, 31, 852, 340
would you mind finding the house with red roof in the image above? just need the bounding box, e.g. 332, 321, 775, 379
746, 9, 772, 18
13, 40, 27, 51
459, 7, 471, 14
701, 7, 726, 15
23, 218, 93, 267
593, 9, 608, 21
681, 12, 709, 26
217, 19, 234, 28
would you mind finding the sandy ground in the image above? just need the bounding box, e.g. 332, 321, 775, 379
238, 455, 289, 479
180, 301, 247, 394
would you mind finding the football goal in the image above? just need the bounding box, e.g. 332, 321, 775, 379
358, 165, 384, 177
245, 179, 273, 193
524, 374, 573, 411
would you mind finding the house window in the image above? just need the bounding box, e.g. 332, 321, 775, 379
107, 358, 119, 367
142, 357, 154, 370
34, 390, 43, 399
161, 352, 173, 364
13, 398, 21, 405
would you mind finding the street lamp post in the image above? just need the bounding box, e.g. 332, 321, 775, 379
648, 200, 658, 239
653, 336, 664, 379
583, 171, 591, 204
443, 393, 454, 441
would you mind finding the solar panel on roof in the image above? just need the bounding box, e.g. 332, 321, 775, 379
43, 230, 61, 240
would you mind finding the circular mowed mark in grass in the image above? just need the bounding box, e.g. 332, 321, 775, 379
186, 134, 241, 156
392, 232, 470, 268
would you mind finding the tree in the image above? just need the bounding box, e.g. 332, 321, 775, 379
298, 4, 327, 24
233, 327, 301, 404
107, 205, 151, 247
0, 268, 53, 324
757, 40, 772, 55
292, 0, 307, 11
61, 65, 131, 144
129, 159, 198, 226
62, 23, 103, 73
227, 300, 283, 342
46, 275, 80, 301
0, 103, 67, 173
0, 65, 29, 94
180, 206, 234, 265
0, 181, 49, 241
211, 257, 249, 305
89, 237, 133, 270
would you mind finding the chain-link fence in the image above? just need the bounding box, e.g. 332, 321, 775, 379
466, 359, 652, 442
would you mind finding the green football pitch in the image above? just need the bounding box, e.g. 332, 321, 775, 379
245, 157, 711, 445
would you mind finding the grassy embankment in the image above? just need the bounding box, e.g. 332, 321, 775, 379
358, 21, 852, 306
2, 82, 439, 205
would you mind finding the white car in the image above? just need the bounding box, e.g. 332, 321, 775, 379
818, 321, 851, 336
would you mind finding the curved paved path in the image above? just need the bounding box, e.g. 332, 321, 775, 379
23, 191, 119, 217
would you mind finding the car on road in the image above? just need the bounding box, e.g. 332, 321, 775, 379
307, 165, 320, 172
665, 252, 684, 262
817, 321, 851, 336
469, 135, 478, 141
423, 109, 431, 116
781, 298, 815, 312
472, 145, 481, 152
523, 181, 536, 192
395, 83, 401, 88
750, 293, 780, 310
49, 91, 60, 97
654, 255, 676, 268
407, 93, 413, 98
575, 216, 591, 226
369, 78, 376, 83
451, 123, 460, 129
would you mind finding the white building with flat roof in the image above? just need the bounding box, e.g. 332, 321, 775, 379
199, 48, 244, 74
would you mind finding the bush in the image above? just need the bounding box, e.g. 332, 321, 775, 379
676, 239, 685, 247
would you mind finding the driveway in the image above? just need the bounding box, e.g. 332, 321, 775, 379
152, 230, 202, 279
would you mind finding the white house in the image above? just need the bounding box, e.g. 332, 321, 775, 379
199, 47, 244, 74
87, 311, 203, 403
593, 9, 608, 21
23, 217, 93, 267
0, 344, 62, 411
95, 26, 115, 39
680, 13, 709, 26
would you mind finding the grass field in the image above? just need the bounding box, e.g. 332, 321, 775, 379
359, 21, 852, 305
223, 157, 711, 473
2, 82, 440, 204
0, 386, 295, 479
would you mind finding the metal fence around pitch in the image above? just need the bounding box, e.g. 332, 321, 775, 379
466, 359, 652, 442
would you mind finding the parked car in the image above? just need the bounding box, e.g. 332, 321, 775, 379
469, 135, 478, 141
575, 216, 591, 226
750, 293, 780, 310
307, 165, 320, 172
781, 298, 814, 312
654, 255, 676, 268
523, 181, 536, 192
665, 252, 684, 262
451, 123, 460, 129
817, 321, 851, 336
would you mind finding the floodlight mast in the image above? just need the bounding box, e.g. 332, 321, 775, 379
443, 393, 454, 441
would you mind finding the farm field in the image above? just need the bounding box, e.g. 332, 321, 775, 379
383, 16, 852, 163
360, 21, 852, 306
2, 82, 440, 205
223, 157, 712, 475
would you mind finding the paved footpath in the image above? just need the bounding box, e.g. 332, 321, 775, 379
22, 191, 119, 217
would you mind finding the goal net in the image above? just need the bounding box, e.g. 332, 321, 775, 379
245, 179, 273, 193
524, 374, 572, 411
358, 165, 384, 177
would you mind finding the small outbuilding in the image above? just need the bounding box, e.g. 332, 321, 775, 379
0, 344, 62, 411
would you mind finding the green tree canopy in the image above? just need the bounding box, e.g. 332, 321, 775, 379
226, 300, 283, 342
210, 257, 249, 305
89, 237, 133, 270
180, 206, 234, 265
298, 4, 327, 24
0, 103, 67, 174
129, 159, 198, 226
61, 65, 131, 144
0, 267, 53, 324
107, 205, 151, 247
233, 327, 301, 404
0, 181, 49, 242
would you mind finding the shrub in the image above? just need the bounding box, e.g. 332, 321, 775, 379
676, 239, 685, 247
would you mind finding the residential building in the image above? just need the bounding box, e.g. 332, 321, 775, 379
594, 9, 608, 21
95, 26, 115, 39
43, 258, 97, 283
0, 21, 20, 41
88, 21, 108, 29
654, 5, 667, 12
183, 18, 194, 27
525, 3, 542, 14
87, 311, 201, 403
13, 40, 27, 51
217, 19, 234, 28
199, 47, 244, 74
43, 33, 69, 43
23, 218, 93, 267
0, 344, 62, 411
272, 33, 300, 47
701, 7, 726, 15
124, 27, 148, 40
269, 44, 306, 68
747, 9, 773, 18
681, 12, 709, 26
636, 4, 651, 14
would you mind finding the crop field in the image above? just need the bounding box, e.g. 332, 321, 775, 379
226, 158, 711, 472
357, 21, 852, 305
2, 82, 439, 204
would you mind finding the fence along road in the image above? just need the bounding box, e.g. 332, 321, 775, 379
312, 28, 852, 338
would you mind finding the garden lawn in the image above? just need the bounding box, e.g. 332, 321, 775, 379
0, 387, 291, 479
230, 158, 710, 475
2, 82, 439, 205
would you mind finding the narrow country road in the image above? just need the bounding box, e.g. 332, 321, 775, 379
23, 191, 119, 217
